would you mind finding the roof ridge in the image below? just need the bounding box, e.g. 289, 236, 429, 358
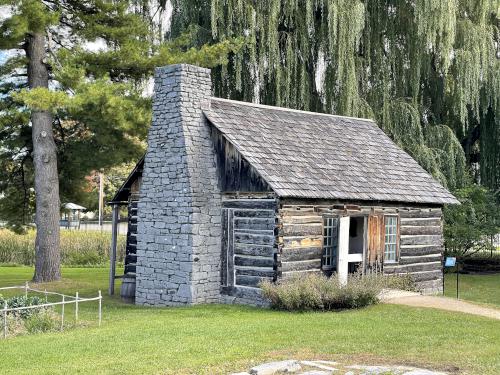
208, 97, 376, 123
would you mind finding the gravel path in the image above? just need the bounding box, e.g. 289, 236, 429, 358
381, 289, 500, 320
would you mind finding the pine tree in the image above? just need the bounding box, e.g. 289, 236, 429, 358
0, 0, 241, 281
1, 0, 61, 281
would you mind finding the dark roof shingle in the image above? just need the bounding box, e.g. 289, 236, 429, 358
203, 98, 458, 205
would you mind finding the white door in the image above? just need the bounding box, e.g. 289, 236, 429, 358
337, 216, 350, 285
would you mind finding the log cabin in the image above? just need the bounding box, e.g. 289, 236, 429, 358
108, 64, 458, 306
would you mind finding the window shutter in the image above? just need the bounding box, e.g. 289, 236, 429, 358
367, 214, 385, 272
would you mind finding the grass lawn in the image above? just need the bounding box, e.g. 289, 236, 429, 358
444, 272, 500, 307
0, 267, 499, 374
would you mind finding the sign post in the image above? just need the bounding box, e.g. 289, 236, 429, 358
444, 257, 457, 299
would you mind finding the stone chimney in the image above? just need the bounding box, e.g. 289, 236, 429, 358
135, 64, 222, 306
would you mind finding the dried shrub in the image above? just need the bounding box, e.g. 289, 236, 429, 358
24, 309, 60, 334
3, 309, 60, 337
260, 272, 384, 311
383, 274, 417, 292
5, 314, 27, 337
0, 294, 61, 338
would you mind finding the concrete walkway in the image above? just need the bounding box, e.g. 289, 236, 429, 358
380, 289, 500, 320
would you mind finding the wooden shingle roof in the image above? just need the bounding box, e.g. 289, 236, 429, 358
203, 98, 458, 205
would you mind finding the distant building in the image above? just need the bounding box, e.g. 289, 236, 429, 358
60, 203, 86, 229
109, 64, 458, 306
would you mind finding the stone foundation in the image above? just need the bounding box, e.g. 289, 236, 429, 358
417, 278, 444, 295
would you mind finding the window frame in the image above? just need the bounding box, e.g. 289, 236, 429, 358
322, 216, 339, 271
383, 214, 399, 263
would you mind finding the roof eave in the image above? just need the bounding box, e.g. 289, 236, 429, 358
276, 192, 458, 206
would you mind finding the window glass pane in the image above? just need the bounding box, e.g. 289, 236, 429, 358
384, 216, 397, 261
323, 217, 338, 269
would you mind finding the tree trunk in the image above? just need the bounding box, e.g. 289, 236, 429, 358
27, 32, 61, 282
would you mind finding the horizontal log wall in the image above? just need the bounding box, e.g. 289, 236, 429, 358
386, 208, 444, 294
278, 200, 444, 295
221, 198, 278, 292
124, 195, 139, 275
278, 206, 324, 278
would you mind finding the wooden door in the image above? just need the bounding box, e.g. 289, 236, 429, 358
366, 213, 385, 272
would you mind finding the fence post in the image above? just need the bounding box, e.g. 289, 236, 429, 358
98, 290, 102, 327
108, 204, 119, 295
75, 292, 79, 322
25, 281, 28, 298
61, 295, 65, 331
44, 289, 48, 303
3, 301, 7, 339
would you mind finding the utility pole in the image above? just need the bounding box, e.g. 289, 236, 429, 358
98, 172, 104, 228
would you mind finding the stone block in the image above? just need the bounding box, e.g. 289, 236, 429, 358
249, 360, 301, 375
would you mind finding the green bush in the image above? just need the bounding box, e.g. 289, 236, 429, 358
0, 229, 126, 266
1, 295, 46, 319
260, 272, 396, 311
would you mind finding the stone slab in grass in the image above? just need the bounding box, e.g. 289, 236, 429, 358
250, 360, 302, 374
237, 361, 449, 375
345, 365, 447, 375
300, 360, 338, 371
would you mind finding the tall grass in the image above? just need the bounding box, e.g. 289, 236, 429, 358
0, 229, 126, 266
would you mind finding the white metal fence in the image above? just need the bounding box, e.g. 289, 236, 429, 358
69, 221, 128, 235
0, 282, 102, 339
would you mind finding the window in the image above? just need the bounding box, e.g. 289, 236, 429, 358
323, 217, 338, 270
384, 216, 398, 262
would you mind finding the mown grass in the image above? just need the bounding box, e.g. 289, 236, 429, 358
0, 267, 499, 375
444, 272, 500, 307
0, 229, 126, 266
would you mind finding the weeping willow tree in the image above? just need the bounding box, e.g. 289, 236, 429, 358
169, 0, 499, 191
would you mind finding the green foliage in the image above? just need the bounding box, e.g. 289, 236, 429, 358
0, 229, 126, 266
13, 88, 69, 112
260, 272, 386, 311
78, 161, 138, 213
0, 0, 241, 229
0, 73, 33, 233
0, 294, 45, 319
443, 185, 500, 258
0, 0, 58, 47
425, 124, 469, 190
174, 0, 500, 191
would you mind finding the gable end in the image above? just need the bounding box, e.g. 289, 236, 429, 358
209, 123, 272, 193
